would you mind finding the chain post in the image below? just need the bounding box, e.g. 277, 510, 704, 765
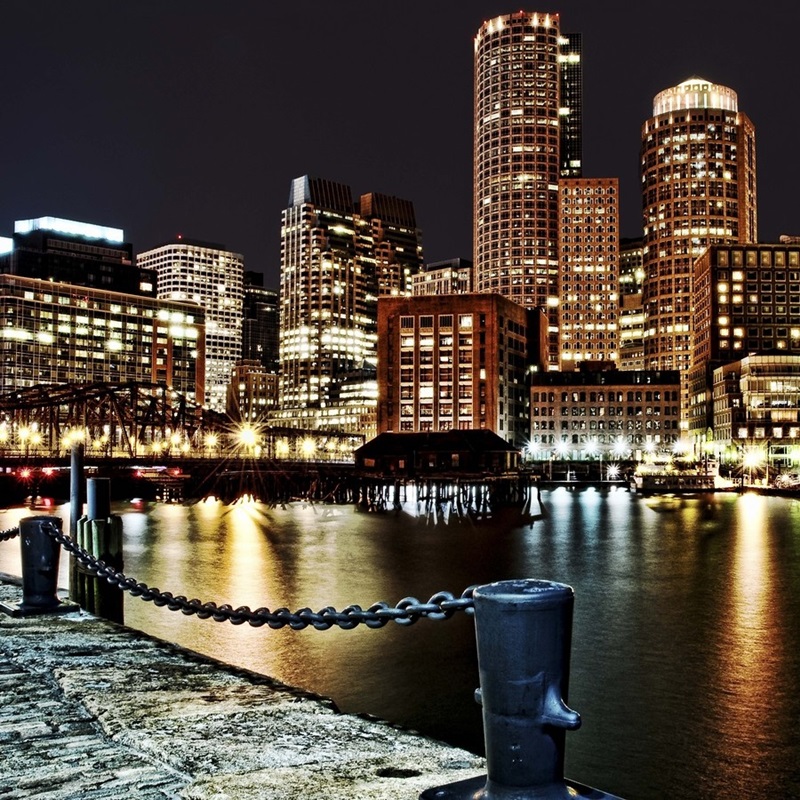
421, 579, 622, 800
0, 516, 79, 617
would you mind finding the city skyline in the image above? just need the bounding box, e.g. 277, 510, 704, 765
2, 1, 797, 285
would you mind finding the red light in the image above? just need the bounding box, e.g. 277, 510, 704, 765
19, 468, 32, 479
42, 467, 54, 476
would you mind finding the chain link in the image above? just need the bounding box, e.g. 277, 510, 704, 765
0, 526, 20, 542
39, 521, 475, 629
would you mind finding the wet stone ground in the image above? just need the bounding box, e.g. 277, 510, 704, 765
0, 574, 484, 799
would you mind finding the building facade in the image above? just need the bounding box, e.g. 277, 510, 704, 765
377, 293, 536, 448
242, 271, 279, 374
713, 355, 800, 472
137, 239, 244, 413
641, 77, 757, 422
618, 238, 645, 370
0, 217, 154, 297
0, 274, 205, 399
689, 242, 800, 442
278, 176, 423, 439
558, 178, 619, 369
412, 259, 473, 296
529, 367, 681, 458
226, 359, 279, 423
474, 11, 581, 367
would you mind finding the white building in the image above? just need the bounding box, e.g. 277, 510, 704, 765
137, 239, 243, 412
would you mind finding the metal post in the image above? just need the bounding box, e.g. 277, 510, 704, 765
0, 516, 79, 617
421, 579, 622, 800
69, 442, 85, 602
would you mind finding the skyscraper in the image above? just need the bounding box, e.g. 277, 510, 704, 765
473, 11, 582, 367
640, 77, 757, 423
137, 238, 244, 412
278, 176, 423, 438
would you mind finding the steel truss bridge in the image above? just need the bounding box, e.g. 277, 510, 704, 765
0, 381, 363, 464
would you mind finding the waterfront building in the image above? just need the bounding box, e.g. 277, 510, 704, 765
242, 272, 279, 374
0, 216, 154, 297
712, 354, 800, 472
376, 292, 539, 449
0, 273, 204, 399
689, 242, 800, 443
558, 178, 619, 369
278, 176, 423, 439
412, 259, 473, 296
137, 238, 244, 413
226, 359, 279, 423
529, 366, 681, 458
474, 11, 582, 367
641, 77, 757, 423
559, 32, 582, 178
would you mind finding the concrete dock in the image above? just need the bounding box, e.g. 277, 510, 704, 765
0, 574, 484, 799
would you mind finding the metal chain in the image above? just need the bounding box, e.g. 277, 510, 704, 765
0, 526, 20, 542
40, 521, 475, 629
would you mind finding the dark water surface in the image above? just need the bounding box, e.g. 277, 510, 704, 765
2, 488, 799, 799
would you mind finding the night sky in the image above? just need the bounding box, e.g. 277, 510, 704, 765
3, 1, 798, 286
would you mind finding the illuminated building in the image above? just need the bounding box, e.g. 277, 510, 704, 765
412, 259, 473, 296
713, 355, 800, 471
641, 77, 757, 423
360, 193, 423, 297
137, 239, 244, 412
226, 359, 278, 423
0, 216, 155, 297
529, 367, 681, 457
689, 243, 800, 444
619, 238, 645, 370
242, 272, 279, 373
376, 293, 539, 448
473, 11, 583, 367
0, 274, 204, 399
558, 178, 619, 369
278, 176, 423, 439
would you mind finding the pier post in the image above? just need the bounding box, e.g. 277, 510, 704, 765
421, 579, 621, 799
0, 516, 79, 617
68, 442, 84, 603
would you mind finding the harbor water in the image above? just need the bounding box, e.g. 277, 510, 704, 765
1, 487, 799, 799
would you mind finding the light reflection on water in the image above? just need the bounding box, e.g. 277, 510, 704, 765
1, 489, 799, 799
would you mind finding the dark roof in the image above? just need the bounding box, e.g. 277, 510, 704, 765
356, 430, 518, 458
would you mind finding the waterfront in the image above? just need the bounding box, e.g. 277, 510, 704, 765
1, 488, 799, 799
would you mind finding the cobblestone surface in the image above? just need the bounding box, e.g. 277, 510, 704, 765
0, 574, 484, 799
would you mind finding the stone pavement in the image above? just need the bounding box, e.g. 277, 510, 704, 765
0, 574, 484, 799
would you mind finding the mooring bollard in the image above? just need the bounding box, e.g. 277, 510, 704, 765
0, 516, 79, 617
75, 477, 124, 623
421, 579, 622, 800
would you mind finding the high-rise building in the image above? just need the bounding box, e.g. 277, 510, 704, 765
0, 216, 155, 297
278, 176, 423, 438
360, 193, 424, 297
640, 77, 757, 424
242, 271, 279, 374
137, 238, 244, 413
473, 11, 583, 367
619, 238, 645, 370
558, 177, 619, 369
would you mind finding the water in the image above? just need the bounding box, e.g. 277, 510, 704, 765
2, 488, 799, 799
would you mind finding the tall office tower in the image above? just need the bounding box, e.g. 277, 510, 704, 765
137, 239, 244, 412
559, 32, 582, 178
558, 178, 619, 369
279, 177, 423, 437
242, 271, 279, 373
474, 11, 581, 367
359, 193, 424, 296
641, 77, 757, 425
0, 217, 155, 297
